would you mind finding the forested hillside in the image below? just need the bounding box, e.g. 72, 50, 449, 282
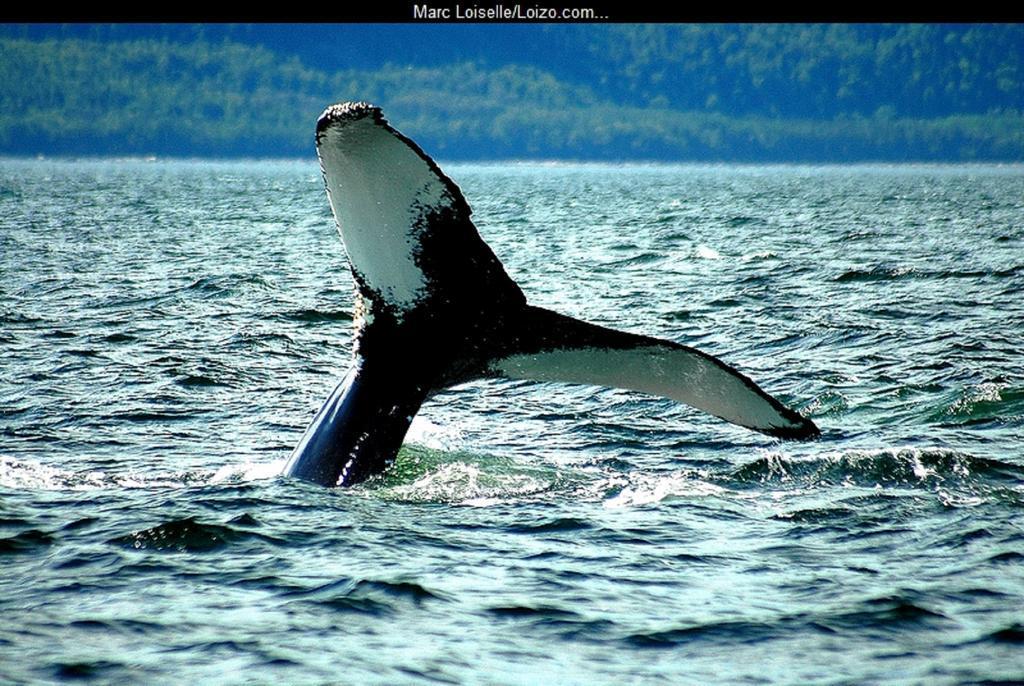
1, 24, 1021, 160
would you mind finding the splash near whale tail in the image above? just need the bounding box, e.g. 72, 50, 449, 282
282, 102, 818, 487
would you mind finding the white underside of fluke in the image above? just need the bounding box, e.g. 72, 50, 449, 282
493, 344, 805, 435
317, 116, 454, 312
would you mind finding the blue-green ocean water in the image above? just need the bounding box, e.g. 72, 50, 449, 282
1, 159, 1023, 684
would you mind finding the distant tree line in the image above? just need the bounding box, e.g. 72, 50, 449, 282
0, 28, 1021, 161
548, 24, 1023, 119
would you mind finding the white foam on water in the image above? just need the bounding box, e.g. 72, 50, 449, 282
604, 469, 727, 508
0, 455, 284, 491
695, 244, 723, 260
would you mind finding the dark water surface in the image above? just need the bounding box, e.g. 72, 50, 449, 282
2, 160, 1023, 684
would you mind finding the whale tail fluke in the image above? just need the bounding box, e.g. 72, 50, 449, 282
486, 306, 820, 440
283, 101, 819, 487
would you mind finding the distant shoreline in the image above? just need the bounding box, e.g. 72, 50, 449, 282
3, 27, 1023, 163
5, 156, 1024, 167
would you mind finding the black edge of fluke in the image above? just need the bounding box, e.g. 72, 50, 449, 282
315, 101, 382, 134
768, 414, 820, 440
282, 100, 822, 488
